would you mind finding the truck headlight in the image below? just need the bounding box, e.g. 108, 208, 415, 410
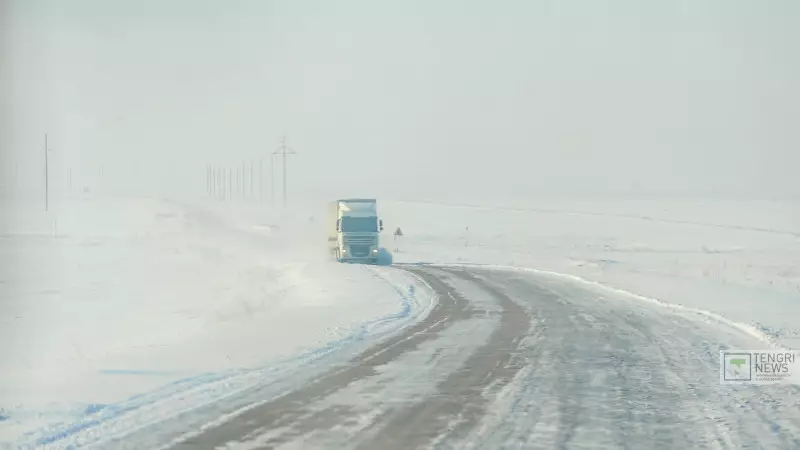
373, 249, 378, 253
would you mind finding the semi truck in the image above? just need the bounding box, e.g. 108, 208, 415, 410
328, 198, 383, 264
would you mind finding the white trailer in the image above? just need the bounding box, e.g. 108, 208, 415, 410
328, 198, 383, 264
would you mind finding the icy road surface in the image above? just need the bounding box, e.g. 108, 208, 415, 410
169, 265, 800, 450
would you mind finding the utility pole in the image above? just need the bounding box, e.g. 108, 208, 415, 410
44, 133, 52, 211
229, 167, 232, 201
221, 167, 226, 201
260, 158, 264, 202
272, 136, 296, 208
250, 160, 254, 200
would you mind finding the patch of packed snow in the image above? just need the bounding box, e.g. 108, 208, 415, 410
0, 194, 432, 446
381, 198, 800, 349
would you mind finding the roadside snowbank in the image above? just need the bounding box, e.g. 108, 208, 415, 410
381, 198, 800, 348
0, 194, 433, 445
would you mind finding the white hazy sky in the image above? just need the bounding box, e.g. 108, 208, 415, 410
2, 0, 798, 202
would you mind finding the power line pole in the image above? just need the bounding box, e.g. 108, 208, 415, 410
250, 160, 254, 200
260, 158, 264, 202
221, 166, 226, 201
272, 136, 296, 208
44, 133, 52, 211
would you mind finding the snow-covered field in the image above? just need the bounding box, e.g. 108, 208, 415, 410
2, 193, 798, 447
381, 198, 800, 349
0, 194, 433, 446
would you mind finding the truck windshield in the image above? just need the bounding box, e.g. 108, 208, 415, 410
341, 216, 378, 232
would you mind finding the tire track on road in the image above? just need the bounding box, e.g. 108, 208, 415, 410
356, 267, 532, 450
171, 267, 472, 449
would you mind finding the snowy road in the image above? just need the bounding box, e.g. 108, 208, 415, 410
172, 265, 800, 450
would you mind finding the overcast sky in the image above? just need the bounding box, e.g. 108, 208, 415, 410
2, 0, 798, 202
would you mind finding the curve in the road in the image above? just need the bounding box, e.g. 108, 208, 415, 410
172, 266, 473, 449
167, 264, 800, 450
355, 268, 532, 449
